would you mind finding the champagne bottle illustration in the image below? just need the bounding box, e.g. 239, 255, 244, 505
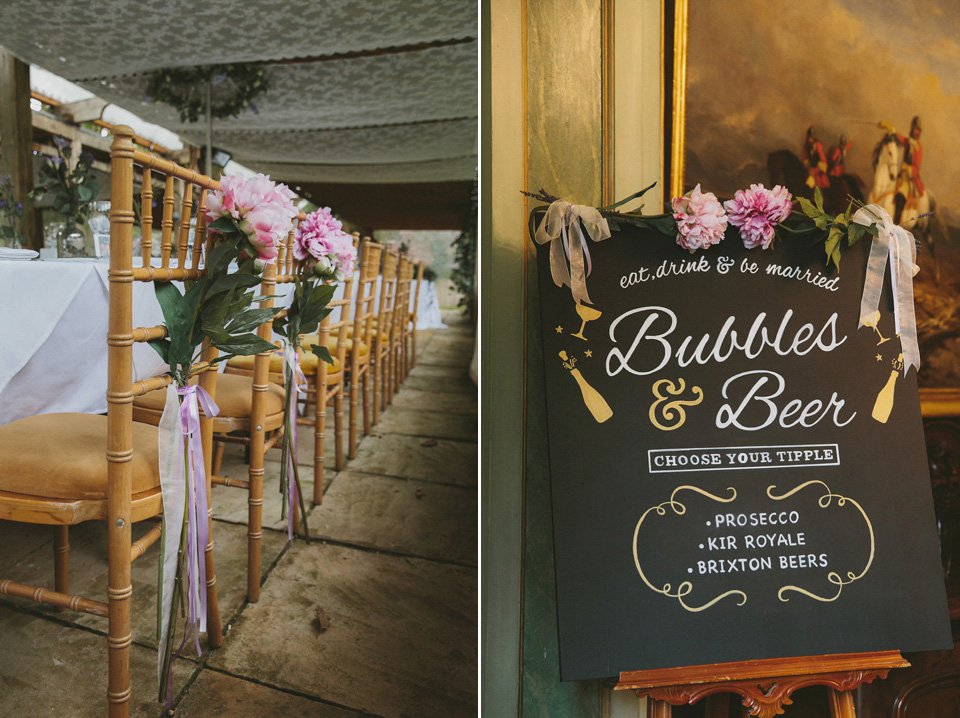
872, 353, 903, 424
559, 350, 612, 423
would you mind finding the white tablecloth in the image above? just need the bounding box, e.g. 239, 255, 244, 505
0, 259, 443, 425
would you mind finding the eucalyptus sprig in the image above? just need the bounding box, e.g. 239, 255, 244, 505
784, 186, 877, 270
148, 239, 281, 385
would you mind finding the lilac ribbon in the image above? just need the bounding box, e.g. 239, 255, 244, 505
280, 342, 308, 542
176, 384, 220, 653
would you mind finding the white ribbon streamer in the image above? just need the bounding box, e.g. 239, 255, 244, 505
534, 200, 611, 304
852, 204, 921, 374
157, 383, 185, 686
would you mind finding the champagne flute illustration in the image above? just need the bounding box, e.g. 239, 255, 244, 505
560, 350, 612, 423
571, 304, 602, 341
862, 310, 891, 346
873, 353, 903, 423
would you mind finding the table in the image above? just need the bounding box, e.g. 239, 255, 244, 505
0, 259, 444, 425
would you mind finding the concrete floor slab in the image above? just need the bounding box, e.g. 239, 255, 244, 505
407, 363, 471, 379
0, 521, 52, 574
348, 433, 477, 486
0, 519, 287, 652
0, 604, 194, 717
207, 543, 476, 718
399, 371, 476, 395
175, 670, 362, 717
389, 388, 478, 415
372, 407, 477, 441
316, 471, 477, 565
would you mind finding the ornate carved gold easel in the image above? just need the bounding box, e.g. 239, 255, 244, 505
615, 651, 909, 717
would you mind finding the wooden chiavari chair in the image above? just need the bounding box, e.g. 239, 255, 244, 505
0, 126, 222, 716
372, 247, 399, 423
392, 255, 415, 394
406, 262, 425, 376
331, 238, 382, 458
132, 257, 285, 605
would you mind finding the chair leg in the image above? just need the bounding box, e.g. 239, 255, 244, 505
372, 353, 382, 426
348, 370, 359, 460
53, 525, 69, 608
212, 440, 226, 478
247, 450, 264, 604
106, 495, 132, 716
204, 503, 223, 648
334, 390, 345, 470
362, 368, 372, 437
313, 378, 327, 506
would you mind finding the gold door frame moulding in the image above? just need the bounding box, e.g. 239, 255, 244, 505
668, 0, 688, 201
601, 0, 615, 206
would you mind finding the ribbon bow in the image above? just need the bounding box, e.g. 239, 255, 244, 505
157, 380, 219, 696
278, 340, 307, 541
534, 200, 611, 304
852, 204, 920, 374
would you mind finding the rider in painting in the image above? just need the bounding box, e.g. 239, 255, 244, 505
802, 126, 830, 190
879, 116, 924, 225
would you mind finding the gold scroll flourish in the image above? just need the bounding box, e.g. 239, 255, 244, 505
767, 481, 875, 603
632, 485, 747, 612
649, 378, 704, 431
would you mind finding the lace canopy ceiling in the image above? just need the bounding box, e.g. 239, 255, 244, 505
0, 0, 478, 227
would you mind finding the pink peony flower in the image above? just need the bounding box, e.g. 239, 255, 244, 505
205, 173, 299, 263
723, 183, 792, 249
293, 207, 357, 281
671, 184, 728, 252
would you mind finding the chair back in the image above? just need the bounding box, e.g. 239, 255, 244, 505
109, 124, 223, 715
351, 238, 384, 350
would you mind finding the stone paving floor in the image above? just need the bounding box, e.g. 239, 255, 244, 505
0, 310, 478, 717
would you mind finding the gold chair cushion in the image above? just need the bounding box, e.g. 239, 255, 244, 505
0, 413, 160, 500
300, 335, 370, 358
133, 373, 285, 420
299, 351, 344, 378
226, 353, 287, 374
345, 325, 391, 343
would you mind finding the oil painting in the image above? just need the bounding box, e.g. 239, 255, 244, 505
676, 0, 960, 389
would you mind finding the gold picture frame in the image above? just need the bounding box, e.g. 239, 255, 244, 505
666, 0, 960, 415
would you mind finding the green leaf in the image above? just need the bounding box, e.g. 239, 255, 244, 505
224, 306, 282, 334
154, 281, 195, 368
797, 197, 818, 218
205, 238, 239, 274
847, 223, 866, 247
208, 216, 240, 233
212, 333, 278, 356
147, 338, 171, 364
207, 270, 260, 296
825, 226, 843, 269
813, 186, 824, 212
308, 343, 335, 366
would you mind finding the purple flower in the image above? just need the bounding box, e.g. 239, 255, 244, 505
0, 199, 7, 210
15, 202, 22, 212
53, 136, 69, 150
723, 184, 792, 250
671, 184, 728, 253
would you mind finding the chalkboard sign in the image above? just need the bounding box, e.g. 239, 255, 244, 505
532, 207, 952, 681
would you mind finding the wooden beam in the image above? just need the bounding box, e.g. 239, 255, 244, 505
31, 112, 112, 153
0, 47, 39, 248
53, 97, 108, 123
